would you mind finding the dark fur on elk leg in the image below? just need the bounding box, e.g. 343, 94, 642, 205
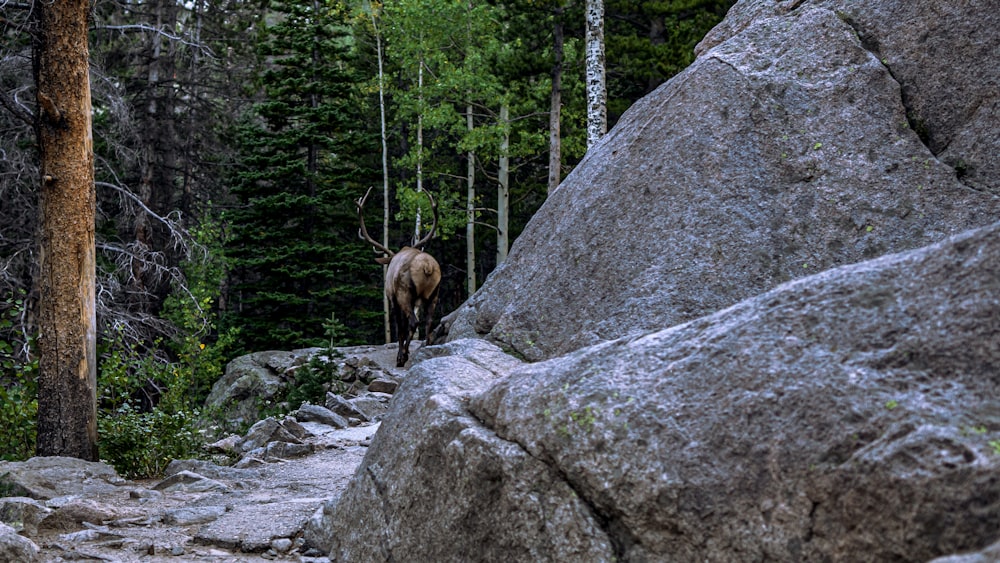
396, 307, 412, 367
423, 288, 439, 346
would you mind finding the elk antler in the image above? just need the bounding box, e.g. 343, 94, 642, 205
412, 189, 438, 250
357, 186, 394, 257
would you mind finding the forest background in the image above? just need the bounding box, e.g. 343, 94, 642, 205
0, 0, 732, 476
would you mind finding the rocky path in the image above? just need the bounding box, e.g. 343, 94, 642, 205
0, 343, 423, 562
2, 422, 379, 562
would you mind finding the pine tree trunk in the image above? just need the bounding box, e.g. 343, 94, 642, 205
33, 0, 98, 460
134, 0, 179, 315
548, 10, 564, 194
497, 104, 509, 264
585, 0, 607, 148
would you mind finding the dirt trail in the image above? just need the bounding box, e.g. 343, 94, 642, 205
34, 423, 378, 562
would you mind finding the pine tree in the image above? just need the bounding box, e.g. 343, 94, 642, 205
226, 0, 382, 351
606, 0, 735, 122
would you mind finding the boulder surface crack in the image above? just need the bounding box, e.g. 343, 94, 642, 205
838, 12, 934, 153
467, 406, 637, 560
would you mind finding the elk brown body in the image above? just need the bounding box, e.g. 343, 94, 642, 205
358, 187, 441, 367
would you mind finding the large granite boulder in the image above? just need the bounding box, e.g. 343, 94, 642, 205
444, 0, 1000, 361
0, 456, 121, 500
318, 0, 1000, 560
322, 220, 1000, 561
203, 348, 320, 427
203, 344, 404, 429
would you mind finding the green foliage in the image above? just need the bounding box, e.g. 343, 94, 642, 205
605, 0, 735, 122
0, 292, 37, 461
97, 215, 237, 479
286, 313, 351, 410
225, 0, 383, 351
160, 212, 241, 397
98, 404, 202, 479
97, 331, 208, 479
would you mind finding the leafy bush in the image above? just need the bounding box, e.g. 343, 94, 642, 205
97, 215, 236, 478
0, 292, 37, 461
98, 404, 202, 478
285, 312, 349, 409
96, 332, 205, 478
0, 366, 37, 462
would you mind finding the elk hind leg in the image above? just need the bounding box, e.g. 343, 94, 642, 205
423, 287, 440, 345
394, 296, 415, 367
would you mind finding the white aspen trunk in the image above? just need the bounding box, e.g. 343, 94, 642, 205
585, 0, 607, 148
548, 12, 564, 194
466, 103, 476, 296
414, 59, 424, 244
372, 9, 391, 343
497, 104, 509, 264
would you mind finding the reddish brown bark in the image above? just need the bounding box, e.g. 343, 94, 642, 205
33, 0, 98, 460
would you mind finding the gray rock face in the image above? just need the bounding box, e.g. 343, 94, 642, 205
0, 522, 39, 562
696, 0, 1000, 197
203, 348, 320, 427
445, 0, 1000, 361
0, 456, 122, 500
328, 220, 1000, 561
0, 498, 50, 537
203, 344, 406, 428
318, 339, 615, 561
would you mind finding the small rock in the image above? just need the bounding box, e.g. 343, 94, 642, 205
0, 497, 52, 537
164, 459, 259, 481
240, 442, 314, 463
58, 528, 103, 542
163, 506, 227, 525
239, 418, 305, 453
37, 499, 117, 533
152, 471, 229, 493
281, 417, 311, 440
0, 456, 121, 500
349, 395, 391, 420
295, 403, 350, 429
271, 537, 294, 553
367, 379, 398, 394
128, 489, 164, 504
0, 522, 40, 562
233, 456, 267, 469
325, 393, 371, 422
204, 434, 242, 453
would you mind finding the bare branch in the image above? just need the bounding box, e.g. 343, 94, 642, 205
96, 24, 217, 58
0, 1, 32, 11
95, 181, 191, 252
0, 87, 34, 126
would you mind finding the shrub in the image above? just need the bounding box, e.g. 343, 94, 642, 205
98, 403, 202, 478
0, 292, 37, 461
285, 312, 349, 409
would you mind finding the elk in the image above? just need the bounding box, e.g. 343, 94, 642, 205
357, 187, 441, 367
